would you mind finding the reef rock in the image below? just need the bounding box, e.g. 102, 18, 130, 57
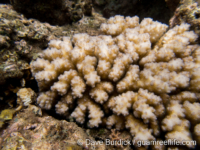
170, 0, 200, 40
0, 106, 106, 150
10, 0, 92, 25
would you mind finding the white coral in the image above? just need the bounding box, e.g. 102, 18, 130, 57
30, 15, 200, 148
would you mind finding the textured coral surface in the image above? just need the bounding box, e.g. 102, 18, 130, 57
31, 15, 200, 149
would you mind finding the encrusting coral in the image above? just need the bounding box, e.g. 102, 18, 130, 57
31, 15, 200, 148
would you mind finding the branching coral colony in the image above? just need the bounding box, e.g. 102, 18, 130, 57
30, 15, 200, 149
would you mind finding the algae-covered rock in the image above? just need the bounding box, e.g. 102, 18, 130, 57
170, 0, 200, 39
0, 109, 16, 127
0, 4, 59, 85
0, 106, 106, 150
0, 35, 10, 48
10, 0, 92, 25
0, 109, 15, 121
